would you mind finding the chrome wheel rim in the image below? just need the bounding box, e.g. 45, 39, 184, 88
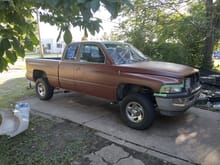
37, 83, 46, 97
125, 101, 144, 123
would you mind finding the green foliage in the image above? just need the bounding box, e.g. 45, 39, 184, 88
0, 0, 38, 72
63, 29, 72, 45
0, 0, 132, 72
115, 0, 219, 69
0, 115, 98, 165
33, 0, 131, 36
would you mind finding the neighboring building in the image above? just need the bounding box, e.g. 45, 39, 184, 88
41, 38, 66, 54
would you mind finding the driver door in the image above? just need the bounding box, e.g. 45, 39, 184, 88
75, 43, 117, 99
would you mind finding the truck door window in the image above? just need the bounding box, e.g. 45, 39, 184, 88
80, 44, 105, 63
64, 44, 79, 60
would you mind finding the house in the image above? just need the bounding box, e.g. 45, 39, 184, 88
41, 38, 66, 54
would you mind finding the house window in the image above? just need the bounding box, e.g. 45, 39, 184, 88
57, 43, 62, 48
47, 43, 51, 50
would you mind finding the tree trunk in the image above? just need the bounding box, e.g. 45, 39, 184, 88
202, 0, 214, 69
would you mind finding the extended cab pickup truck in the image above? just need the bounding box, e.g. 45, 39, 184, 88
26, 41, 201, 129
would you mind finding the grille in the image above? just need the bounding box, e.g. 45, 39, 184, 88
185, 73, 200, 93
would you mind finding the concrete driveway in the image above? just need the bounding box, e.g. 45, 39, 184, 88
25, 92, 220, 165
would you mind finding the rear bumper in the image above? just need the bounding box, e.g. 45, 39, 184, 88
155, 87, 201, 116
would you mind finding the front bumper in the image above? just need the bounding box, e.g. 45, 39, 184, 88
154, 87, 201, 116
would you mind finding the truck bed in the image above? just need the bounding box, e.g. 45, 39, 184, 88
38, 57, 61, 60
26, 58, 60, 87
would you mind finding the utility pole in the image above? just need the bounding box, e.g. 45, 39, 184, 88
36, 9, 44, 58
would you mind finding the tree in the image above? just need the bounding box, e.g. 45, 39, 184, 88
202, 0, 220, 69
115, 0, 198, 63
115, 0, 159, 53
115, 0, 220, 69
0, 0, 38, 72
0, 0, 131, 72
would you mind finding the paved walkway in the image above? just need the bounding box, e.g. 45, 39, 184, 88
25, 92, 220, 165
86, 144, 144, 165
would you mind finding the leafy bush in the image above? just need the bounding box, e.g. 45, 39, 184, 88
144, 42, 203, 67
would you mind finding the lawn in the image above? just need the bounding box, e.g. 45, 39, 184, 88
0, 53, 61, 109
0, 114, 109, 165
0, 59, 35, 109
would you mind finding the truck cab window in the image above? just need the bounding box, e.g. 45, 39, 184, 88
80, 44, 105, 63
64, 44, 79, 60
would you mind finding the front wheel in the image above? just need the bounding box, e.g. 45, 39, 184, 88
120, 93, 155, 130
35, 78, 54, 100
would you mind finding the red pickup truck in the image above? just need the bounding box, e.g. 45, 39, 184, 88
26, 41, 201, 129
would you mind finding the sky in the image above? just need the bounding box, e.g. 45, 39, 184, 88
39, 7, 119, 42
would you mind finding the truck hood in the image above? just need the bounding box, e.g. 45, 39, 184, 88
118, 61, 199, 78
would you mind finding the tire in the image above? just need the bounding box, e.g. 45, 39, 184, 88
120, 93, 155, 130
35, 78, 54, 100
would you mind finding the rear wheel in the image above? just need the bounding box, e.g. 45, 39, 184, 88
35, 78, 54, 100
120, 93, 155, 130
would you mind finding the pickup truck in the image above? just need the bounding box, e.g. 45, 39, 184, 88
26, 41, 201, 129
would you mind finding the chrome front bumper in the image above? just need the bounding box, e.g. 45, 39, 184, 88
155, 88, 201, 116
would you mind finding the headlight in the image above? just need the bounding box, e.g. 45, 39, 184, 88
160, 83, 184, 94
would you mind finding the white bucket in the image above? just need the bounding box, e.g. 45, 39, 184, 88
0, 102, 30, 137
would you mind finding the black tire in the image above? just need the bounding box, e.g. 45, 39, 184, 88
35, 78, 54, 100
120, 93, 155, 130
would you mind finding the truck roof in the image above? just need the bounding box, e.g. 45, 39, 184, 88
71, 40, 125, 45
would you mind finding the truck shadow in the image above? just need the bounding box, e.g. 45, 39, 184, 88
51, 91, 200, 128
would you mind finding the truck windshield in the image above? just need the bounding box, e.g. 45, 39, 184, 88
103, 43, 149, 64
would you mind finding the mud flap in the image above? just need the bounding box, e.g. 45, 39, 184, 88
0, 102, 30, 137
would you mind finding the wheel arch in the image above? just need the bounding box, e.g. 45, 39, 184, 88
116, 83, 154, 101
33, 70, 47, 81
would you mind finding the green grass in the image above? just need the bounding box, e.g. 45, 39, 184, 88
0, 115, 98, 165
0, 54, 61, 108
0, 78, 35, 109
0, 59, 35, 109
